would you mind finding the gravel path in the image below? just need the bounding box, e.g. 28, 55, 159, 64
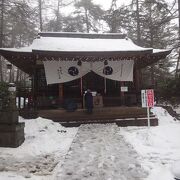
55, 124, 148, 180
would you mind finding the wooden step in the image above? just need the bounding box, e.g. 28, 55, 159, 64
38, 106, 158, 127
60, 117, 158, 127
38, 107, 150, 120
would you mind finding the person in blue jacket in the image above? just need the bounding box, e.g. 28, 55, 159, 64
84, 89, 93, 114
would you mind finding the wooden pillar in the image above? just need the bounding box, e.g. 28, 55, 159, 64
104, 77, 106, 95
23, 96, 26, 108
80, 77, 84, 108
80, 77, 83, 96
59, 83, 63, 105
32, 60, 36, 109
135, 69, 141, 91
135, 68, 142, 105
18, 96, 21, 109
120, 81, 125, 106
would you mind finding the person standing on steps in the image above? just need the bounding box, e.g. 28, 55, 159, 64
84, 89, 93, 114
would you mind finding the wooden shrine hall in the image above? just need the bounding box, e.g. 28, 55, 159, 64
0, 32, 171, 107
0, 32, 171, 126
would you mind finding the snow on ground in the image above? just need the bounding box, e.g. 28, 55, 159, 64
55, 124, 147, 180
0, 117, 78, 180
0, 106, 180, 180
119, 106, 180, 180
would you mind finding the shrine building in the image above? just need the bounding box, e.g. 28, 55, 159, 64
0, 32, 171, 109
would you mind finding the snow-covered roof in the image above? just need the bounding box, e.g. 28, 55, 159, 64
0, 36, 153, 53
0, 32, 172, 74
0, 32, 172, 55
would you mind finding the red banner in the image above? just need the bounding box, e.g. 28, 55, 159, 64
147, 89, 154, 107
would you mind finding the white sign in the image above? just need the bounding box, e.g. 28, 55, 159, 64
121, 86, 128, 92
141, 90, 147, 107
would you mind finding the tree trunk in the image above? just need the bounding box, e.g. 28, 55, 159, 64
11, 29, 15, 47
16, 69, 20, 82
11, 69, 14, 83
0, 0, 4, 82
9, 69, 12, 83
55, 0, 61, 31
19, 70, 23, 83
0, 0, 4, 48
136, 0, 141, 45
175, 0, 180, 77
0, 57, 4, 82
149, 2, 155, 87
39, 0, 43, 31
110, 0, 117, 33
85, 8, 89, 33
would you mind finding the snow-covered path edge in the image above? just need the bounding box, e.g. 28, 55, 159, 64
51, 127, 80, 179
119, 107, 180, 180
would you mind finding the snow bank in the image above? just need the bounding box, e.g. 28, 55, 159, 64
120, 107, 180, 180
0, 107, 179, 180
172, 160, 180, 179
0, 117, 78, 158
0, 117, 78, 179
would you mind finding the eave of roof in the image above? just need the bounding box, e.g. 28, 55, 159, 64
0, 32, 172, 74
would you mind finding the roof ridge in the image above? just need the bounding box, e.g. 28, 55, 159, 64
38, 32, 127, 39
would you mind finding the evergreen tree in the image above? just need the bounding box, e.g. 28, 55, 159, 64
123, 0, 177, 91
103, 0, 132, 33
0, 0, 37, 83
62, 15, 84, 32
74, 0, 104, 32
6, 1, 37, 47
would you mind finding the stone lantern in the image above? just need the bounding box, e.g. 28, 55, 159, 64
8, 83, 17, 109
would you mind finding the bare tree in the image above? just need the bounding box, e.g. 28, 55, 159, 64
0, 0, 4, 47
74, 0, 104, 33
109, 0, 117, 33
55, 0, 62, 31
39, 0, 43, 31
130, 0, 141, 43
0, 0, 4, 82
175, 0, 180, 77
136, 0, 141, 45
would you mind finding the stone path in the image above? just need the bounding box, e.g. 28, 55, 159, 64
55, 124, 147, 180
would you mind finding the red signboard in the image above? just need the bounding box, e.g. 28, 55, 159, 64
146, 89, 154, 107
